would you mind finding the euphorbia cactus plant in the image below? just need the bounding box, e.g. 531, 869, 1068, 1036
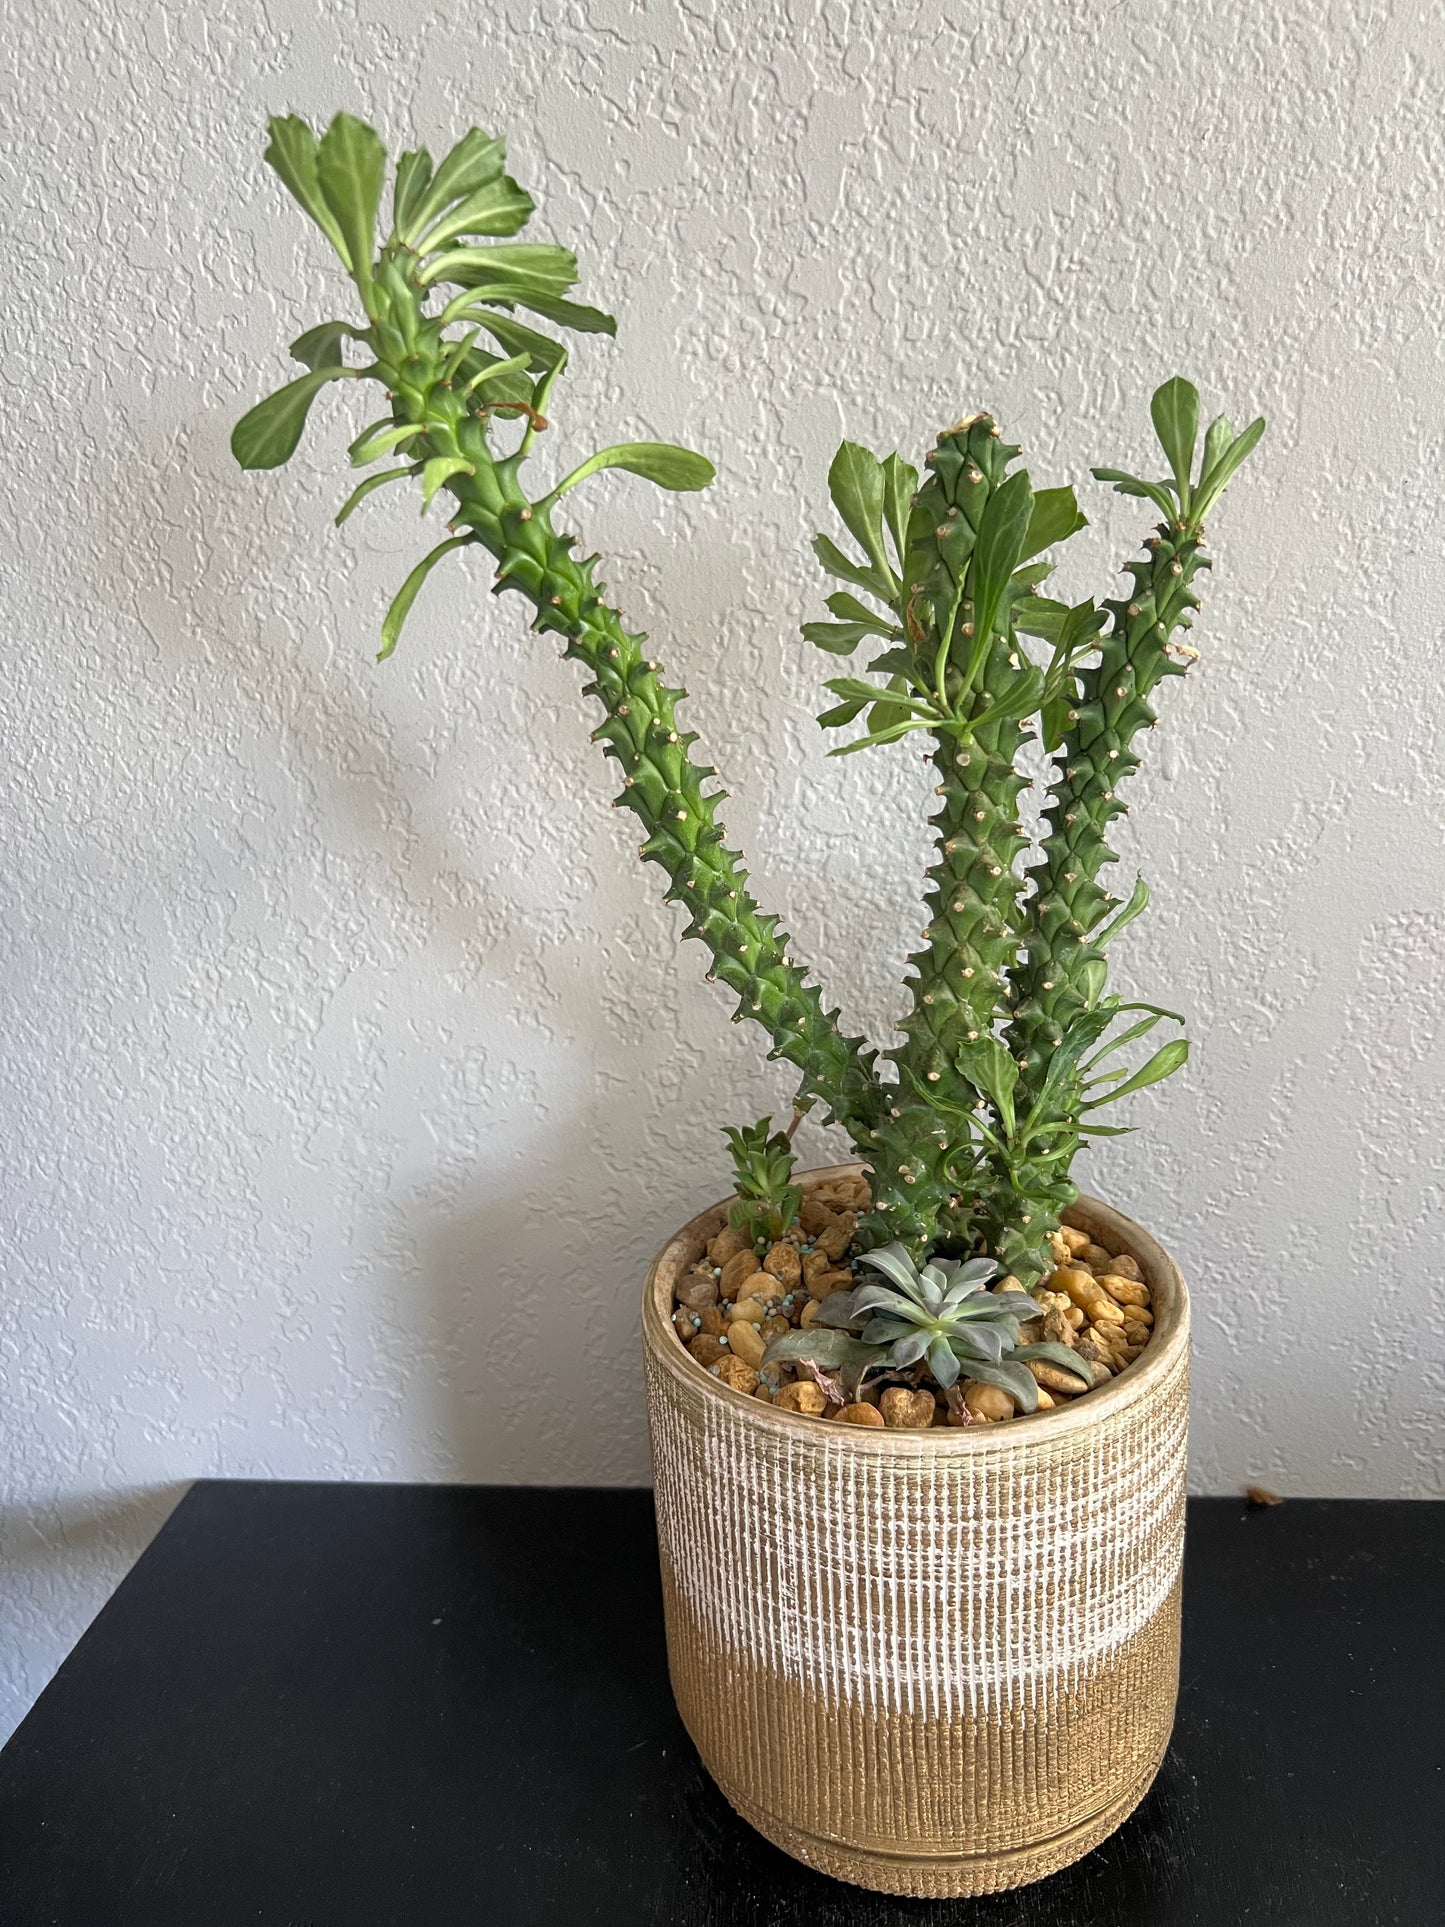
234, 112, 1263, 1290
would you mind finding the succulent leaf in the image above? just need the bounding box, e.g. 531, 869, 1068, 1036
231, 368, 353, 471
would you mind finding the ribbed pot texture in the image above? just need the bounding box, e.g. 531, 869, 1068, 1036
642, 1163, 1190, 1898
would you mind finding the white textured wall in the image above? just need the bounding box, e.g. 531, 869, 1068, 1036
2, 0, 1442, 1741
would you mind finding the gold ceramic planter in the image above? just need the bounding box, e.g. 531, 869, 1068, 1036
641, 1163, 1190, 1898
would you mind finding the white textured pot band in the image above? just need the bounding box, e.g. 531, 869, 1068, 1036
651, 1336, 1186, 1716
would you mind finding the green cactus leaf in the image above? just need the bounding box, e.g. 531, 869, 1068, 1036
420, 456, 475, 512
231, 367, 354, 470
954, 1034, 1019, 1137
550, 442, 714, 499
263, 115, 350, 262
825, 592, 900, 635
966, 467, 1033, 659
1081, 1037, 1189, 1110
349, 420, 424, 466
377, 533, 473, 661
509, 291, 615, 335
803, 622, 870, 654
414, 176, 535, 253
316, 114, 387, 302
1080, 1002, 1183, 1072
816, 695, 869, 728
391, 148, 434, 235
824, 676, 932, 714
406, 129, 506, 237
289, 321, 362, 370
1091, 467, 1177, 520
335, 465, 414, 526
1150, 376, 1200, 507
426, 242, 580, 294
881, 452, 919, 564
827, 442, 893, 581
460, 350, 532, 400
473, 310, 567, 371
1094, 874, 1150, 947
1201, 414, 1235, 482
811, 533, 894, 603
1193, 417, 1266, 520
1019, 485, 1086, 562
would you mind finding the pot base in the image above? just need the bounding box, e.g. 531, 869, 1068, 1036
726, 1742, 1169, 1898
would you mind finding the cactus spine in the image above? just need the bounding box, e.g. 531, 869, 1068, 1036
235, 113, 1263, 1302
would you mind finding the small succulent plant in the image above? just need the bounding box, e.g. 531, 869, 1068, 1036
765, 1244, 1092, 1411
722, 1117, 803, 1245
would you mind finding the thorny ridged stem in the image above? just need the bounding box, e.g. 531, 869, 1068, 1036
862, 420, 1034, 1254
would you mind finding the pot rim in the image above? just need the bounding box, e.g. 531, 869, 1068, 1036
642, 1161, 1189, 1456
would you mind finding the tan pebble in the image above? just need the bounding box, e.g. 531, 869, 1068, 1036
761, 1315, 791, 1342
807, 1268, 850, 1303
1076, 1331, 1116, 1375
1122, 1318, 1151, 1345
774, 1380, 828, 1417
763, 1242, 802, 1288
727, 1296, 768, 1325
1110, 1253, 1144, 1282
672, 1309, 699, 1345
879, 1387, 935, 1429
815, 1222, 851, 1262
1049, 1266, 1125, 1324
799, 1198, 834, 1235
707, 1227, 750, 1266
1066, 1305, 1085, 1329
931, 1402, 952, 1426
802, 1250, 829, 1286
1079, 1241, 1114, 1272
752, 1385, 774, 1401
993, 1274, 1024, 1296
734, 1272, 774, 1306
1026, 1358, 1093, 1394
799, 1298, 824, 1329
726, 1320, 767, 1369
689, 1334, 728, 1369
964, 1381, 1014, 1421
1058, 1225, 1091, 1255
1048, 1229, 1071, 1265
1117, 1344, 1143, 1364
698, 1306, 728, 1337
712, 1355, 759, 1395
1034, 1388, 1056, 1409
1040, 1302, 1076, 1347
1097, 1272, 1150, 1308
836, 1401, 886, 1427
1130, 1304, 1154, 1326
718, 1250, 759, 1300
675, 1268, 719, 1312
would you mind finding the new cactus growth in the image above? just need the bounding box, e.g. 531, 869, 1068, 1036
721, 1118, 804, 1246
234, 113, 1263, 1321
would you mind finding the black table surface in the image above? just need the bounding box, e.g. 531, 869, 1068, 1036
0, 1486, 1438, 1926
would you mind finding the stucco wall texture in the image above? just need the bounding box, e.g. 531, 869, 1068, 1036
2, 0, 1442, 1740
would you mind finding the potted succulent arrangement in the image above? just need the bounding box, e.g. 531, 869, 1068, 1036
234, 112, 1263, 1897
